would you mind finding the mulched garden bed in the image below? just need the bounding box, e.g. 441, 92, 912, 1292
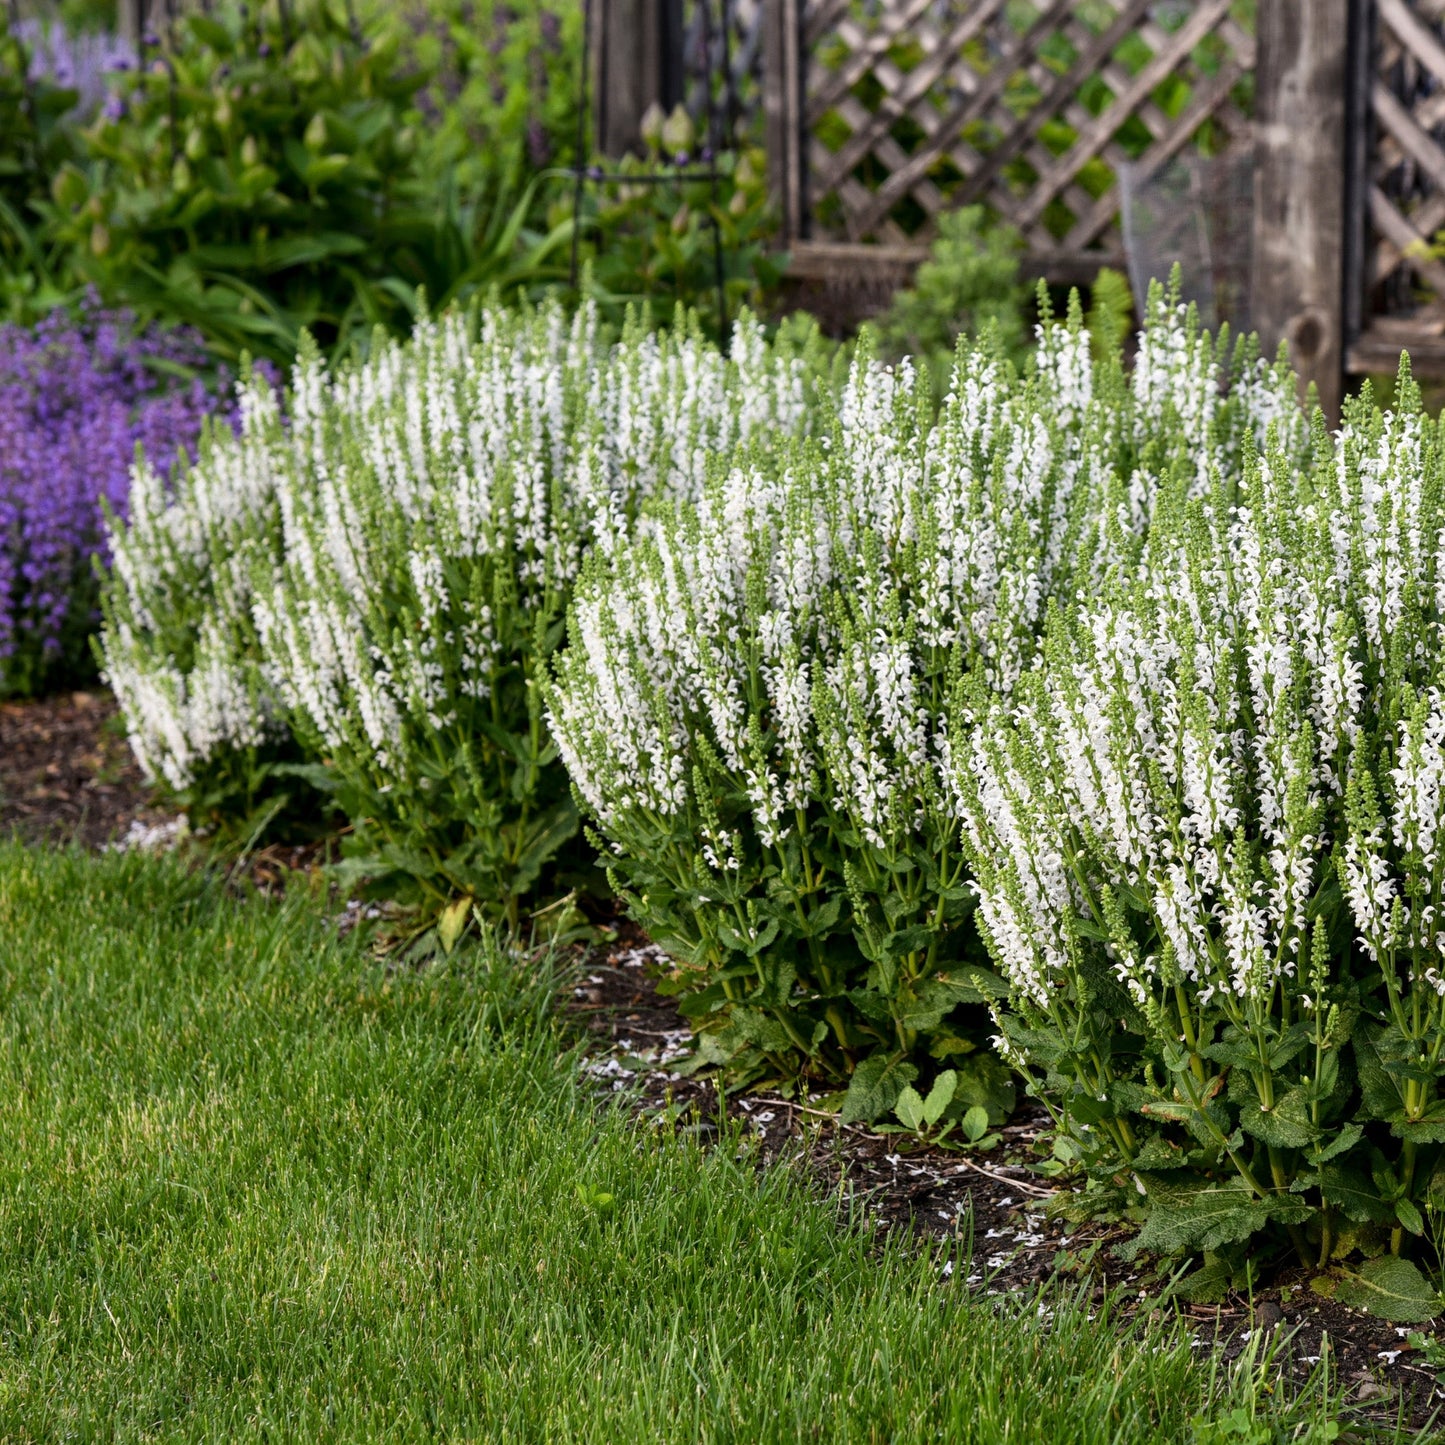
570, 927, 1445, 1435
5, 690, 1442, 1432
0, 690, 159, 848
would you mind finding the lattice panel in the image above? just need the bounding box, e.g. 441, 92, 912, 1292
1370, 0, 1445, 335
798, 0, 1255, 261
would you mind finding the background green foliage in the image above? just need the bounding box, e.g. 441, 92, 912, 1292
0, 13, 85, 318
872, 204, 1029, 384
571, 105, 783, 341
39, 1, 571, 364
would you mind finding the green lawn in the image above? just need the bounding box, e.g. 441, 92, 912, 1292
0, 845, 1368, 1442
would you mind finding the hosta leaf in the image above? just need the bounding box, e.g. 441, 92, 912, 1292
840, 1055, 918, 1125
1324, 1256, 1440, 1323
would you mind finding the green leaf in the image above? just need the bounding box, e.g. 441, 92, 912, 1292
841, 1055, 918, 1125
1123, 1185, 1309, 1260
951, 1052, 1016, 1126
1317, 1162, 1395, 1225
1304, 1121, 1362, 1167
1329, 1256, 1440, 1323
1238, 1087, 1319, 1149
1388, 1102, 1445, 1143
960, 1105, 990, 1143
186, 13, 235, 50
508, 797, 580, 896
437, 896, 472, 956
1428, 1157, 1445, 1213
1355, 1023, 1404, 1116
1396, 1197, 1426, 1237
922, 1070, 956, 1128
894, 1085, 926, 1133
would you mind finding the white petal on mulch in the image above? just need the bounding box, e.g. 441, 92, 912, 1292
106, 816, 187, 852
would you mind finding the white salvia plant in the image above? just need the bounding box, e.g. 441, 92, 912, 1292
957, 360, 1445, 1304
100, 300, 831, 916
548, 284, 1303, 1119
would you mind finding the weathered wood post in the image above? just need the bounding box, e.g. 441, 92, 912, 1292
595, 0, 683, 157
1250, 0, 1350, 423
762, 0, 805, 242
117, 0, 147, 46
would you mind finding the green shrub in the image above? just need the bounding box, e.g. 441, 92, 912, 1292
0, 13, 84, 318
546, 288, 1302, 1117
42, 1, 569, 364
871, 205, 1029, 386
396, 0, 581, 195
100, 300, 834, 930
574, 105, 783, 341
955, 345, 1445, 1313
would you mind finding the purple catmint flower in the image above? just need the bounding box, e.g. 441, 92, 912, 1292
0, 301, 242, 696
526, 117, 550, 168
17, 20, 137, 118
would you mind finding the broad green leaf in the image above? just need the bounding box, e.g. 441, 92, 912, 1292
841, 1055, 918, 1125
1396, 1197, 1425, 1237
1316, 1162, 1395, 1224
1328, 1257, 1440, 1323
922, 1070, 957, 1128
894, 1086, 926, 1133
437, 896, 472, 956
961, 1105, 990, 1143
1238, 1087, 1318, 1149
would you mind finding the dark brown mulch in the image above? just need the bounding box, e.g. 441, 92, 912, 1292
0, 690, 161, 849
569, 927, 1445, 1435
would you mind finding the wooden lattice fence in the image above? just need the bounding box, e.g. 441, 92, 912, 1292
1350, 0, 1445, 371
784, 0, 1255, 273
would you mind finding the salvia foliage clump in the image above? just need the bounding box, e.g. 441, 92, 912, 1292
547, 289, 1303, 1125
956, 353, 1445, 1313
103, 280, 1445, 1304
100, 300, 833, 922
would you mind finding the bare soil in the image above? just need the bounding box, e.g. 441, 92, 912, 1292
0, 691, 158, 848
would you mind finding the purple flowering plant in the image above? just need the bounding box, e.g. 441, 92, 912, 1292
0, 302, 229, 697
